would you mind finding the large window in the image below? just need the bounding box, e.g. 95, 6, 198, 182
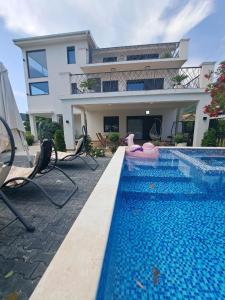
102, 80, 118, 92
127, 53, 159, 61
104, 116, 119, 132
127, 78, 164, 91
103, 57, 117, 63
67, 46, 76, 64
29, 82, 49, 95
27, 50, 48, 78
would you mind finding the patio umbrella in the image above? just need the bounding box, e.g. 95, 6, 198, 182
0, 62, 32, 166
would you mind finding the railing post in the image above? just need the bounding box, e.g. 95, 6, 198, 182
199, 62, 216, 89
59, 72, 71, 96
178, 39, 189, 60
62, 103, 75, 150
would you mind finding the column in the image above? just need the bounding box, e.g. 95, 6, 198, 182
199, 62, 216, 89
29, 114, 38, 141
62, 104, 75, 150
178, 39, 189, 60
193, 99, 210, 147
52, 114, 58, 123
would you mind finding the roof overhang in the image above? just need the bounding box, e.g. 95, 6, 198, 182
13, 30, 97, 48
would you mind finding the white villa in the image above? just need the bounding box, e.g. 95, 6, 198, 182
13, 31, 214, 149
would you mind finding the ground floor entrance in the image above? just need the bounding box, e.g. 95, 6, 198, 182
127, 115, 162, 140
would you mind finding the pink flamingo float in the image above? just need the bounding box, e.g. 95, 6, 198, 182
125, 134, 159, 159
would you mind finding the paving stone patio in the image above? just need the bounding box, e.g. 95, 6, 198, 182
0, 156, 110, 300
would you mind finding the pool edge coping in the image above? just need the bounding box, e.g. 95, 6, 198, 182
29, 147, 125, 300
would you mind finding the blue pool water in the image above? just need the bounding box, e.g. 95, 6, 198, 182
96, 149, 225, 299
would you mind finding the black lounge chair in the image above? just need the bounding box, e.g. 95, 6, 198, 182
0, 116, 34, 232
57, 126, 98, 171
3, 139, 78, 210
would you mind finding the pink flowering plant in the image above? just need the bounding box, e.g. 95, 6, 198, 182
204, 61, 225, 117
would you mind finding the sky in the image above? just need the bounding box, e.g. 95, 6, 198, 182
0, 0, 224, 113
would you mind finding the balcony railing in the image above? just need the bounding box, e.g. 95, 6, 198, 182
70, 67, 201, 95
89, 42, 180, 64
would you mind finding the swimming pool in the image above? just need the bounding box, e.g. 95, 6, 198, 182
97, 149, 225, 299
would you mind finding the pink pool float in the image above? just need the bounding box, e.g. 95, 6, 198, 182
125, 134, 159, 159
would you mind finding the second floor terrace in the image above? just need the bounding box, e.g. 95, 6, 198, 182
82, 39, 189, 73
69, 66, 209, 96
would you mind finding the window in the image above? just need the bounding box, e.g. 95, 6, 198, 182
71, 82, 78, 94
102, 80, 118, 92
104, 116, 119, 132
144, 78, 164, 90
27, 50, 48, 78
67, 46, 75, 64
127, 53, 159, 61
127, 80, 145, 91
127, 78, 164, 91
103, 57, 117, 63
29, 82, 49, 95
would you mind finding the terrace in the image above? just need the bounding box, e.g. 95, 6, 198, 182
90, 41, 180, 64
0, 155, 110, 299
70, 67, 202, 95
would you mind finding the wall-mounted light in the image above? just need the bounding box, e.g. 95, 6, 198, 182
66, 120, 70, 124
146, 110, 150, 115
203, 116, 207, 121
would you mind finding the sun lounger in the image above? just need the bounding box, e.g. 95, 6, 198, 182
58, 128, 98, 171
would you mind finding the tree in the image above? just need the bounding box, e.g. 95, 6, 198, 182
204, 61, 225, 117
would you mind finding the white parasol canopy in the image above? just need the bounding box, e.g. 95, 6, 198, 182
0, 62, 32, 165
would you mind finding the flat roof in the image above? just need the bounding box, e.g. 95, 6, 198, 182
13, 30, 97, 48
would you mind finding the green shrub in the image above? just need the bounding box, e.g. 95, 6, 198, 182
54, 129, 66, 151
90, 147, 105, 158
107, 133, 120, 153
201, 128, 217, 147
218, 120, 225, 133
108, 132, 120, 143
24, 114, 31, 132
25, 131, 34, 146
38, 119, 62, 141
175, 133, 185, 144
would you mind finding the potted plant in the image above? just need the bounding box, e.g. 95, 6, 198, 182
172, 74, 188, 88
160, 52, 173, 59
175, 133, 187, 147
80, 78, 97, 92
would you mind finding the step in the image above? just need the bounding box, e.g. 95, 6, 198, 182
119, 191, 208, 203
123, 166, 188, 178
120, 178, 205, 195
121, 175, 191, 183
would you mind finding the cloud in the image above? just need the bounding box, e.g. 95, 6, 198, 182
0, 0, 214, 46
163, 0, 214, 41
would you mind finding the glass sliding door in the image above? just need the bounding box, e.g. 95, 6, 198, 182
127, 117, 144, 139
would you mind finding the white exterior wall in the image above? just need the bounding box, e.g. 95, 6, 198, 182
21, 39, 89, 115
86, 108, 177, 140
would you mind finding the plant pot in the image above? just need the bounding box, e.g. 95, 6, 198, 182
175, 142, 187, 147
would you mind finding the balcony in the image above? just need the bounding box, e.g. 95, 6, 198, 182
82, 40, 188, 73
90, 42, 180, 64
70, 67, 201, 95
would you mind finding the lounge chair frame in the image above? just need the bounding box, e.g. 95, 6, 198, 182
59, 126, 98, 171
0, 116, 34, 232
3, 139, 78, 210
